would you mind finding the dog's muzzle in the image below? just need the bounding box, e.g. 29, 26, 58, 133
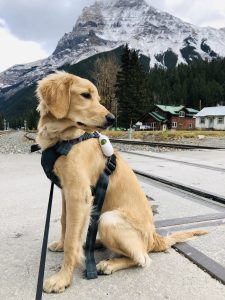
105, 114, 115, 126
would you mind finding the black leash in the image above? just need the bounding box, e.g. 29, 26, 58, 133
35, 182, 54, 300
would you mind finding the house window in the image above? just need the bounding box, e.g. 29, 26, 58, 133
188, 123, 192, 129
200, 117, 205, 124
218, 117, 224, 124
150, 122, 156, 128
172, 122, 177, 128
179, 111, 185, 117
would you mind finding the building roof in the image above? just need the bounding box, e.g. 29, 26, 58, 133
186, 108, 199, 114
149, 111, 167, 122
138, 104, 198, 123
156, 105, 198, 116
156, 105, 184, 115
195, 106, 225, 117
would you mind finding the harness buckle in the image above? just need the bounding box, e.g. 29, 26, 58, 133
104, 165, 113, 176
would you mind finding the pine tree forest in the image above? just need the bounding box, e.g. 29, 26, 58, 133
115, 45, 225, 127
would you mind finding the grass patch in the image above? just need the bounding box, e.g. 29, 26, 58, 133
102, 130, 127, 138
104, 130, 225, 140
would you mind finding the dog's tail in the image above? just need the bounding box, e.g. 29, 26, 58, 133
152, 229, 208, 252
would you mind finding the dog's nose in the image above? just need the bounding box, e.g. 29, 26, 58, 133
105, 114, 115, 125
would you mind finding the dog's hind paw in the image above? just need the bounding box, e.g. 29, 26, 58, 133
48, 241, 64, 252
135, 253, 151, 268
96, 260, 114, 275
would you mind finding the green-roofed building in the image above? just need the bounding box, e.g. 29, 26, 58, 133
136, 105, 199, 130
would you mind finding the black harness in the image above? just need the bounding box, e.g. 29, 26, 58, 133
40, 131, 100, 188
32, 132, 116, 299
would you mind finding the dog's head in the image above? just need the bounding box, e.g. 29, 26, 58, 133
37, 72, 115, 131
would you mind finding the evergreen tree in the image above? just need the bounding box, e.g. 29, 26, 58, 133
115, 44, 132, 127
115, 45, 151, 127
146, 57, 225, 109
0, 112, 4, 130
26, 109, 39, 130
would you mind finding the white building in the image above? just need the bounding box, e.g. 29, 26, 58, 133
195, 106, 225, 130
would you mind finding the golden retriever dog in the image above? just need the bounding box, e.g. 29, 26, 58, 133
36, 71, 207, 293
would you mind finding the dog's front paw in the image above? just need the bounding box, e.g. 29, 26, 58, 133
48, 240, 64, 252
43, 271, 71, 293
96, 260, 114, 275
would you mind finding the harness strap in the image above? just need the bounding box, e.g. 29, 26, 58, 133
56, 132, 99, 155
85, 154, 117, 279
31, 144, 41, 152
32, 132, 100, 188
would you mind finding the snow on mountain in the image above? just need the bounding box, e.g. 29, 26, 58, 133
1, 0, 225, 100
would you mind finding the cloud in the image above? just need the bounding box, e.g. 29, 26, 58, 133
0, 0, 95, 53
0, 21, 48, 72
1, 0, 225, 54
0, 18, 5, 27
147, 0, 225, 28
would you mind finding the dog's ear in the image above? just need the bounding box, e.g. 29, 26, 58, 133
37, 73, 72, 119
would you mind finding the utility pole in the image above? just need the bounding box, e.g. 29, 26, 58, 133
3, 119, 7, 131
24, 120, 27, 131
115, 99, 118, 129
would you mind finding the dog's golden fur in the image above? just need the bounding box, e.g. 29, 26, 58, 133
36, 72, 207, 293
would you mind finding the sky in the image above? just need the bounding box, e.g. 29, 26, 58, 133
0, 0, 225, 72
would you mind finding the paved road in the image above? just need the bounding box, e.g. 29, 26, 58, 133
1, 154, 225, 300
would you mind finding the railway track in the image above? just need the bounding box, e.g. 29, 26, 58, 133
25, 133, 225, 150
137, 171, 225, 285
121, 150, 225, 173
136, 169, 225, 205
119, 147, 225, 284
24, 132, 36, 141
24, 132, 225, 150
110, 138, 225, 150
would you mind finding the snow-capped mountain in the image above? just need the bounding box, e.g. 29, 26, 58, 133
1, 0, 225, 101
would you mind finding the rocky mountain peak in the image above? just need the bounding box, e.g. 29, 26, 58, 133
1, 0, 225, 102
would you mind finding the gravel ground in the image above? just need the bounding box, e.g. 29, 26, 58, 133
0, 131, 225, 154
167, 137, 225, 148
0, 131, 34, 154
0, 131, 182, 154
112, 142, 184, 152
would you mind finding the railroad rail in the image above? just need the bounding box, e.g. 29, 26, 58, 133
110, 138, 225, 150
25, 133, 225, 150
138, 171, 225, 285
24, 132, 36, 141
136, 169, 225, 205
122, 150, 225, 173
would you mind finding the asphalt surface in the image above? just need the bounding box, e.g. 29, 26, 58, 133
1, 153, 225, 300
121, 150, 225, 197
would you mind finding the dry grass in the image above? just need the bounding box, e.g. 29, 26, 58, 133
102, 130, 127, 138
103, 130, 225, 140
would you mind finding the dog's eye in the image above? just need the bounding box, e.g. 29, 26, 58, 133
81, 92, 91, 99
